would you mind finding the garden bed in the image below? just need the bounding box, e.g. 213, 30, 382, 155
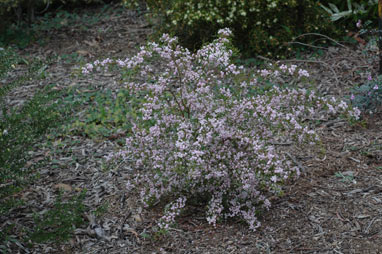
1, 2, 382, 253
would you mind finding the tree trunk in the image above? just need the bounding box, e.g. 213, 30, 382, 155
27, 0, 35, 25
296, 2, 305, 32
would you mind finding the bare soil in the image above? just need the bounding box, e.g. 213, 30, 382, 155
2, 3, 382, 254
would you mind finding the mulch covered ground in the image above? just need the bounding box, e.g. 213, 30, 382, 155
2, 3, 382, 253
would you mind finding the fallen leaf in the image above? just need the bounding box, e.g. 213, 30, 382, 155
133, 214, 142, 223
53, 183, 72, 192
76, 50, 92, 57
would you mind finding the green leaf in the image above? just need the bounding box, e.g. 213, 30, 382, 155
320, 4, 334, 15
328, 3, 340, 13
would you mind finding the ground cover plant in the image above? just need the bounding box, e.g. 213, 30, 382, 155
0, 0, 105, 25
69, 88, 138, 140
83, 28, 361, 233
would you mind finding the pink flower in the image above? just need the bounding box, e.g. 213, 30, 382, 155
374, 85, 379, 90
350, 94, 355, 100
356, 20, 362, 28
298, 69, 309, 78
368, 75, 372, 81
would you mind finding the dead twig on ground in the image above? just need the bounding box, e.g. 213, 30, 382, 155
293, 33, 348, 49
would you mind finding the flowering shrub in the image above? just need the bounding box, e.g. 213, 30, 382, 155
83, 29, 360, 231
124, 0, 341, 58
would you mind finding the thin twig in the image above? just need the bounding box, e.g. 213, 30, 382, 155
364, 217, 377, 235
287, 41, 328, 50
284, 151, 306, 175
256, 55, 275, 63
269, 141, 292, 146
37, 0, 50, 15
119, 211, 132, 239
294, 33, 348, 49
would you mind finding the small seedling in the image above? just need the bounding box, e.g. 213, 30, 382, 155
92, 202, 109, 218
335, 171, 355, 183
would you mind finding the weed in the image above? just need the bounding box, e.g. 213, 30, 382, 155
0, 224, 17, 253
233, 57, 264, 68
0, 47, 19, 79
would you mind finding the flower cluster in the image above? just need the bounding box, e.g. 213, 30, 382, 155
85, 28, 360, 231
258, 63, 310, 81
81, 58, 113, 74
158, 197, 186, 230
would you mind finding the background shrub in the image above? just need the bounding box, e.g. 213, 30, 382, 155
125, 0, 343, 59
